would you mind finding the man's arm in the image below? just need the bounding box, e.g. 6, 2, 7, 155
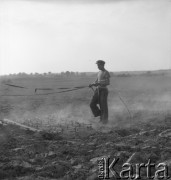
89, 78, 98, 87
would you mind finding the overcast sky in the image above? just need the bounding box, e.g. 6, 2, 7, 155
0, 0, 171, 75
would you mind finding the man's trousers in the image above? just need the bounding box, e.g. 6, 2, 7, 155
90, 87, 108, 124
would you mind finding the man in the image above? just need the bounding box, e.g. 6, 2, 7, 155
89, 60, 110, 124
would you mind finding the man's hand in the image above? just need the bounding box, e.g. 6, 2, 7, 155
89, 83, 94, 88
89, 83, 99, 88
94, 83, 100, 87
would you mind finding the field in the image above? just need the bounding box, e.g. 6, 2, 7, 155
0, 73, 171, 179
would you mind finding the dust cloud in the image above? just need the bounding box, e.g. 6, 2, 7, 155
3, 91, 171, 132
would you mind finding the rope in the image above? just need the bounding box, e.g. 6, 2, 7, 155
116, 91, 132, 119
4, 83, 28, 89
3, 83, 88, 92
0, 86, 88, 97
35, 88, 53, 92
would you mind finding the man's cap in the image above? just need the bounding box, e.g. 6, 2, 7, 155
96, 60, 105, 65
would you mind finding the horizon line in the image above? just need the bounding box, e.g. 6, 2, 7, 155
1, 68, 171, 76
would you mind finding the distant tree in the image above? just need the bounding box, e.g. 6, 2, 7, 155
117, 73, 131, 77
70, 72, 75, 76
35, 72, 40, 76
65, 71, 70, 76
145, 71, 152, 76
60, 72, 65, 76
